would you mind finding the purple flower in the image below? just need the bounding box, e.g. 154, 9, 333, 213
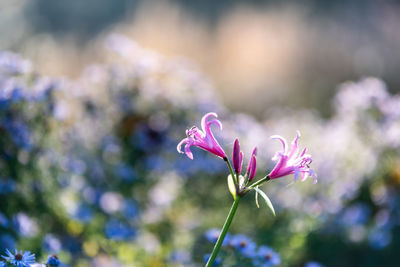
268, 131, 317, 183
177, 112, 226, 160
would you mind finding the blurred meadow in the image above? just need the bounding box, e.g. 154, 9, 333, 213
1, 0, 400, 266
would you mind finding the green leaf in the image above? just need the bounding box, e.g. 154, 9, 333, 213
253, 187, 275, 216
227, 174, 236, 199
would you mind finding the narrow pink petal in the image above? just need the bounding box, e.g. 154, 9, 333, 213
177, 138, 189, 153
207, 119, 223, 130
184, 143, 194, 160
300, 147, 307, 157
201, 112, 218, 133
288, 131, 301, 158
310, 169, 318, 184
270, 135, 288, 154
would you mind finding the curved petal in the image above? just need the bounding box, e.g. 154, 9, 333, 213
201, 112, 218, 133
270, 135, 288, 154
288, 131, 301, 158
300, 147, 307, 157
177, 138, 189, 153
184, 143, 194, 160
207, 119, 223, 130
310, 169, 318, 184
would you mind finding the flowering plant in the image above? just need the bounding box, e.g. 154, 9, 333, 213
178, 112, 316, 266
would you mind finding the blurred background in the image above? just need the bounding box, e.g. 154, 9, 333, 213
0, 0, 400, 266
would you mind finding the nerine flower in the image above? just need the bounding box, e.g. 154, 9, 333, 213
1, 249, 36, 267
268, 131, 317, 183
177, 112, 226, 160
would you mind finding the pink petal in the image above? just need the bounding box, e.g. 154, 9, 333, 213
300, 147, 307, 157
270, 135, 288, 154
184, 143, 194, 160
207, 119, 223, 130
201, 112, 218, 133
177, 138, 189, 153
288, 131, 301, 158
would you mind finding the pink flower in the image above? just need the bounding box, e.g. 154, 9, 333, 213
177, 112, 227, 160
268, 131, 317, 183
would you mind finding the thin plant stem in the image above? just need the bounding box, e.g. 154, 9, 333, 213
225, 158, 238, 187
249, 175, 271, 188
205, 195, 241, 267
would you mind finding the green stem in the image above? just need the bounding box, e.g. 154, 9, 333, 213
249, 175, 270, 188
205, 196, 241, 267
225, 158, 238, 187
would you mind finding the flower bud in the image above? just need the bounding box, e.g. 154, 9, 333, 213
232, 139, 241, 173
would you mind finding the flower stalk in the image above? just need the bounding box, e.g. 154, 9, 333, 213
250, 175, 271, 188
225, 157, 238, 189
205, 195, 241, 267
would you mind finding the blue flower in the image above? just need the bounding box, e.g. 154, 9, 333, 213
169, 250, 191, 264
105, 219, 136, 241
254, 246, 281, 267
229, 234, 257, 258
1, 249, 36, 267
205, 228, 230, 246
46, 255, 60, 267
305, 262, 325, 267
203, 254, 221, 267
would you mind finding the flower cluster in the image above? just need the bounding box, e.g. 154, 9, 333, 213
0, 249, 61, 267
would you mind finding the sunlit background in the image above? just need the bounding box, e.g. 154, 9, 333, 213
1, 1, 400, 266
